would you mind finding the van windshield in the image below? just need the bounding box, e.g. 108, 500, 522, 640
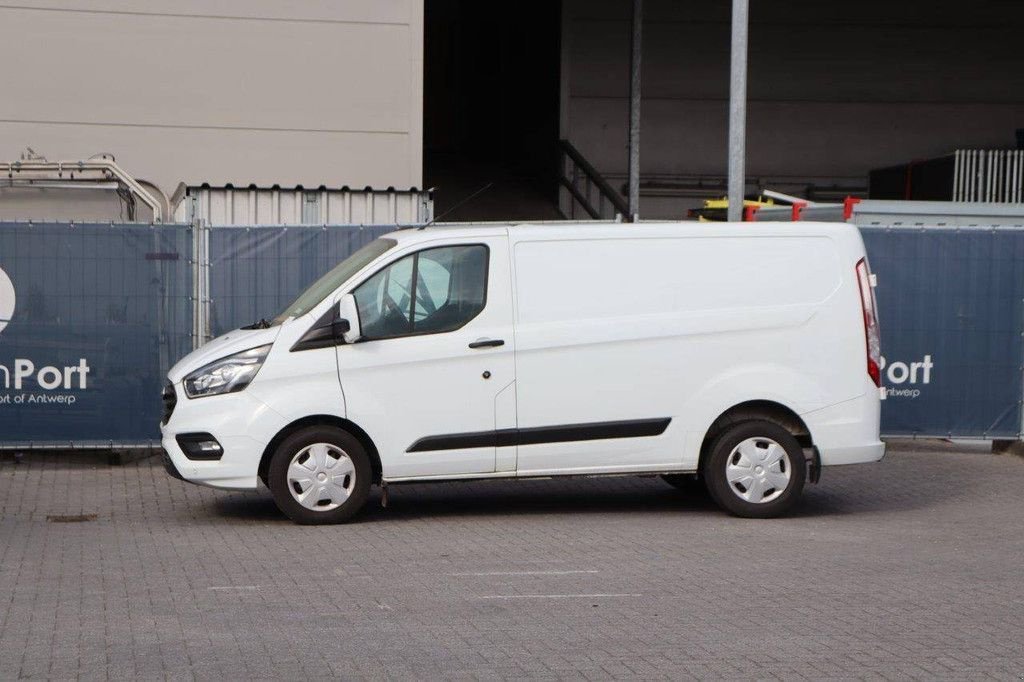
271, 238, 396, 325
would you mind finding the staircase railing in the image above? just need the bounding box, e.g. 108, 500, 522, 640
558, 139, 629, 220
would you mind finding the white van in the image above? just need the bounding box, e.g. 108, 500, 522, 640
161, 222, 884, 523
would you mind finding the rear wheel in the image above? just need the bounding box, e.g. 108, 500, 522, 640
268, 426, 371, 524
703, 420, 805, 518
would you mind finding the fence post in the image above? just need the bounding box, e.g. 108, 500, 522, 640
190, 218, 211, 348
201, 219, 211, 344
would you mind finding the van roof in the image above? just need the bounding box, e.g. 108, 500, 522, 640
384, 220, 863, 246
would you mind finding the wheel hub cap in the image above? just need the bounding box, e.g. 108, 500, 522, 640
286, 443, 356, 512
724, 437, 791, 504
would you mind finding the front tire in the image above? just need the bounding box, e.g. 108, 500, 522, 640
703, 420, 805, 518
268, 426, 372, 524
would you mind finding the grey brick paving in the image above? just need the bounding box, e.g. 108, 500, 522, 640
1, 440, 1023, 680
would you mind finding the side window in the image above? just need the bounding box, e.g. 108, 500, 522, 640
353, 244, 488, 340
353, 253, 415, 339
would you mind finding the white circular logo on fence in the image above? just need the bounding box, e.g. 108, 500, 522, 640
0, 266, 15, 334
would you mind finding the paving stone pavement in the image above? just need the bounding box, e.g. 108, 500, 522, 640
0, 440, 1023, 681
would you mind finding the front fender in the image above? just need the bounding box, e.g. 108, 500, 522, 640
246, 313, 347, 427
247, 358, 347, 426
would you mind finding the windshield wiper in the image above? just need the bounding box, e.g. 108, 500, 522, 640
242, 318, 272, 330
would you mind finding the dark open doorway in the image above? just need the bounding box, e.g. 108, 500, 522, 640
424, 0, 562, 221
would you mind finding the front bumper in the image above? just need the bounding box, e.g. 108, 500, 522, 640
161, 448, 185, 480
160, 383, 285, 490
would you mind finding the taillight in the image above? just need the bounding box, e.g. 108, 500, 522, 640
855, 258, 881, 387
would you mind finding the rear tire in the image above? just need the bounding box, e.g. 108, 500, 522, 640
703, 420, 805, 518
268, 426, 372, 525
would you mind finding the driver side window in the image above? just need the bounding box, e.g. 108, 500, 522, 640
353, 244, 488, 340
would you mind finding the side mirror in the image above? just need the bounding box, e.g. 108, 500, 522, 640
330, 318, 350, 340
337, 293, 361, 344
289, 297, 358, 352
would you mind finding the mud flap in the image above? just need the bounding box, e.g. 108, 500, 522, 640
807, 446, 822, 484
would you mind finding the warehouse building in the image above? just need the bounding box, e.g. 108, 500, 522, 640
1, 0, 1022, 222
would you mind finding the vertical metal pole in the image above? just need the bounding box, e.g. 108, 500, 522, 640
964, 150, 970, 201
191, 217, 210, 347
969, 150, 976, 202
727, 0, 749, 222
953, 150, 961, 202
1011, 148, 1019, 201
987, 151, 994, 202
627, 0, 643, 222
190, 218, 201, 350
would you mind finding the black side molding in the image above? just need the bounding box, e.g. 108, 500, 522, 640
407, 417, 671, 453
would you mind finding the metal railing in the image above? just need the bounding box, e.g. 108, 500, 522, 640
558, 140, 629, 220
953, 149, 1024, 203
2, 157, 166, 221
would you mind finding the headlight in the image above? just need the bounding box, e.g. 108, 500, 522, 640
183, 345, 271, 399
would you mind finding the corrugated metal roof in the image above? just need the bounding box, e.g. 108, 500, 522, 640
171, 184, 433, 226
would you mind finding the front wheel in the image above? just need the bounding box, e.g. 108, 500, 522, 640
703, 420, 806, 518
268, 426, 372, 524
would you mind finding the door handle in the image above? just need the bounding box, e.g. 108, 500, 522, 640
468, 338, 505, 349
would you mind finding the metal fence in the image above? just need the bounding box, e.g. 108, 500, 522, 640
2, 213, 1024, 447
851, 201, 1024, 437
0, 222, 193, 447
862, 226, 1024, 438
206, 225, 394, 336
0, 221, 394, 447
953, 150, 1024, 203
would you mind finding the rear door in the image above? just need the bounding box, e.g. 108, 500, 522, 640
336, 233, 516, 479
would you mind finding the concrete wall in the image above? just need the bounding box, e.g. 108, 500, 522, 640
561, 0, 1024, 217
0, 1, 424, 203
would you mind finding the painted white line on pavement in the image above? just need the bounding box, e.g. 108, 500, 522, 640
478, 593, 640, 600
450, 570, 599, 576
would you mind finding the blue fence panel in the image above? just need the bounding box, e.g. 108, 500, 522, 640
863, 227, 1024, 438
4, 221, 1022, 446
208, 225, 394, 336
0, 222, 194, 444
